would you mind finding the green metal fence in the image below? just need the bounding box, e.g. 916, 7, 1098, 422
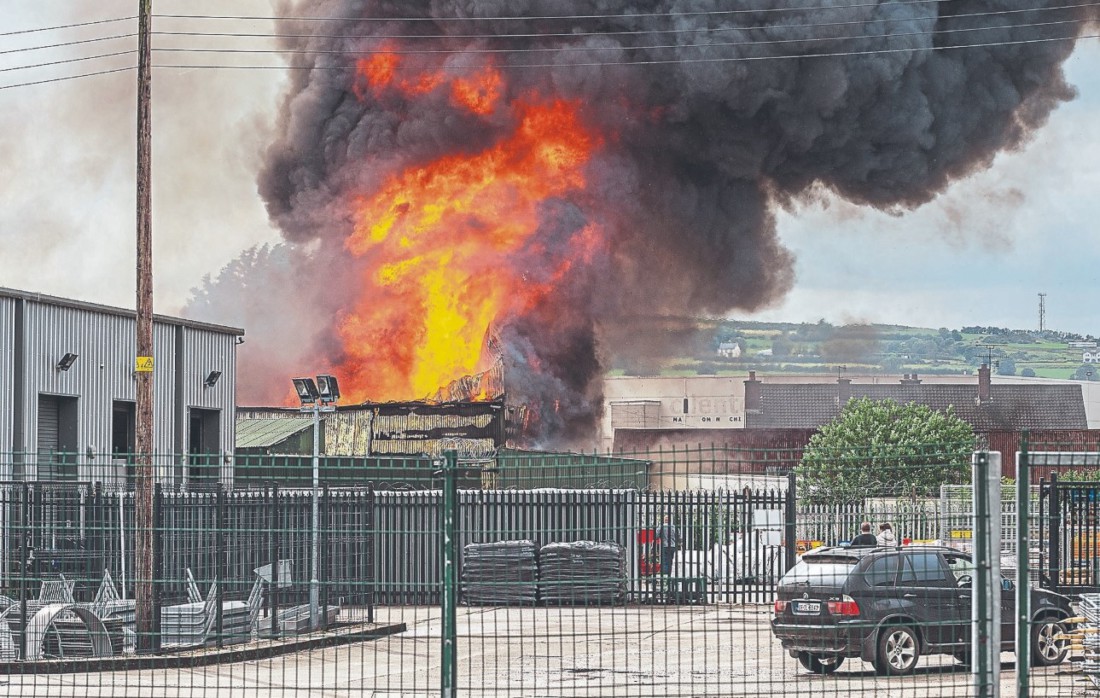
0, 443, 1082, 696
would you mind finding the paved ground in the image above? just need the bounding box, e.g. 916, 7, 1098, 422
0, 605, 1089, 697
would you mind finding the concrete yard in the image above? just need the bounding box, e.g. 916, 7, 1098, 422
0, 604, 1085, 697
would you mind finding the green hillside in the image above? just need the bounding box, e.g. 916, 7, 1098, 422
606, 319, 1099, 381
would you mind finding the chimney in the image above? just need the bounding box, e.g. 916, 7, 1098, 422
745, 371, 762, 413
900, 374, 922, 385
978, 364, 991, 403
837, 377, 851, 407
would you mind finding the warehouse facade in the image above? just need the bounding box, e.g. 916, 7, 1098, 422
0, 287, 242, 487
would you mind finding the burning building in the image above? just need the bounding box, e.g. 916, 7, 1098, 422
186, 0, 1099, 450
238, 398, 505, 460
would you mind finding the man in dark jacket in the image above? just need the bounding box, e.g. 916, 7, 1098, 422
656, 515, 679, 574
850, 521, 878, 546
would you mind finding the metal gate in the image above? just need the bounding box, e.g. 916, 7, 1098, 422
1039, 473, 1100, 594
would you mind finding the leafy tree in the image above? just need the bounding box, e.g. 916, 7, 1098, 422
1074, 364, 1100, 381
1021, 367, 1036, 377
797, 398, 975, 505
771, 333, 794, 358
997, 358, 1016, 376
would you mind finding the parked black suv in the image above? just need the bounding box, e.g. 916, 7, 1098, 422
771, 545, 1073, 675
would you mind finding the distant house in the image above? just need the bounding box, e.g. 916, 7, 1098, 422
1084, 351, 1100, 364
717, 342, 741, 358
1070, 341, 1098, 349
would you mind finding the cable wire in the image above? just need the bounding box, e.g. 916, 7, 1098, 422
149, 32, 1100, 71
0, 50, 136, 75
148, 18, 1092, 59
0, 65, 134, 91
147, 1, 1100, 43
0, 16, 136, 38
0, 33, 136, 57
152, 0, 962, 24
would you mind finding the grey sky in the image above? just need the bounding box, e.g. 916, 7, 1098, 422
1, 5, 1097, 335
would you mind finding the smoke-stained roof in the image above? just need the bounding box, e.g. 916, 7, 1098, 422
747, 383, 1086, 431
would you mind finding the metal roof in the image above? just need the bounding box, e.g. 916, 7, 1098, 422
235, 417, 314, 449
0, 286, 244, 336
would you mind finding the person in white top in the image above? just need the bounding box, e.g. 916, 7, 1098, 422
876, 522, 896, 547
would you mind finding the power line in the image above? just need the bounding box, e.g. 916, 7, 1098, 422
4, 2, 1092, 63
0, 16, 136, 38
2, 24, 1094, 91
0, 65, 134, 91
148, 18, 1092, 59
152, 0, 962, 24
0, 50, 136, 75
148, 32, 1100, 71
146, 1, 1100, 43
0, 33, 136, 57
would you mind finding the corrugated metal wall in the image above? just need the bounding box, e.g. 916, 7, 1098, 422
6, 294, 239, 486
180, 326, 238, 483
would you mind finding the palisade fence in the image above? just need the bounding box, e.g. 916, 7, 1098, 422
0, 445, 1080, 697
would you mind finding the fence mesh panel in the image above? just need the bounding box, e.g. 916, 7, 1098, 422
0, 444, 1084, 695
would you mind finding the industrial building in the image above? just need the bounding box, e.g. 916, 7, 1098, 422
609, 367, 1099, 480
0, 287, 242, 487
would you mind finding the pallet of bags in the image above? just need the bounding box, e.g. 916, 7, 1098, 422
461, 540, 539, 606
538, 541, 626, 605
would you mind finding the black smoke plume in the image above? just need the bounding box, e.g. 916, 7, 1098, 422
191, 0, 1098, 446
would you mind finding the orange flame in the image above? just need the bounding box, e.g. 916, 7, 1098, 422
337, 62, 602, 403
356, 51, 501, 115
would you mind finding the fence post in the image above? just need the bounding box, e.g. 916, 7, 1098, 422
784, 470, 797, 573
321, 484, 329, 630
440, 449, 458, 698
270, 482, 280, 639
366, 485, 375, 624
216, 484, 225, 648
1048, 471, 1060, 592
18, 482, 27, 659
1016, 437, 1030, 698
153, 483, 163, 652
972, 451, 999, 698
88, 482, 101, 593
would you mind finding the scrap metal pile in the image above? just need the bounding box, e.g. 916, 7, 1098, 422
461, 540, 627, 606
539, 541, 627, 605
461, 540, 538, 605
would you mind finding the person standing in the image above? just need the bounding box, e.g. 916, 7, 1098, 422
656, 514, 679, 575
876, 522, 896, 547
850, 521, 878, 546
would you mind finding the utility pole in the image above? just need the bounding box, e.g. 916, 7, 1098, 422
134, 0, 156, 654
1038, 292, 1047, 333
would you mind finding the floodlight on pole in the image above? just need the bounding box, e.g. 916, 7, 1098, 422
292, 377, 320, 404
317, 374, 340, 404
291, 373, 339, 632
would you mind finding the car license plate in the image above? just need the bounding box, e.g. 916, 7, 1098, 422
791, 600, 821, 615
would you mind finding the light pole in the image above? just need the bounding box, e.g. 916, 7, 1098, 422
292, 374, 340, 631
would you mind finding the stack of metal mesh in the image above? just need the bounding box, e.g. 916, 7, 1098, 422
1080, 593, 1100, 688
538, 541, 626, 605
461, 540, 538, 606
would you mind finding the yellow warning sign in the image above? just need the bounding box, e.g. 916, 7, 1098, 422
949, 530, 972, 539
135, 356, 154, 373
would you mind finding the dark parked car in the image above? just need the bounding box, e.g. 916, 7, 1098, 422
771, 545, 1073, 675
